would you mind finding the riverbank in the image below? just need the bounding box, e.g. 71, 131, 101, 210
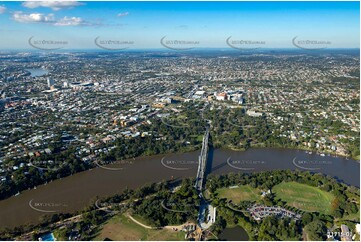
223, 142, 358, 161
0, 148, 358, 229
6, 170, 361, 241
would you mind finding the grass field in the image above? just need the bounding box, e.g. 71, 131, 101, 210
94, 214, 185, 241
273, 182, 335, 215
216, 185, 261, 204
131, 214, 153, 227
190, 134, 204, 142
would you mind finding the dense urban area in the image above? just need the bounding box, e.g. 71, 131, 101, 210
0, 50, 359, 241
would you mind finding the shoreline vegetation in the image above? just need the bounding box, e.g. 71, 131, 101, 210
0, 143, 358, 202
223, 142, 358, 160
3, 170, 359, 241
1, 100, 358, 201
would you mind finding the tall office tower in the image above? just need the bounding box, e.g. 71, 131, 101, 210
47, 78, 55, 88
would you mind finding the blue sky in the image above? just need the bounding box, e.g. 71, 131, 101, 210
0, 1, 359, 50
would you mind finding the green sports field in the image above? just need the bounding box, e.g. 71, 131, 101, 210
216, 185, 261, 204
273, 182, 335, 215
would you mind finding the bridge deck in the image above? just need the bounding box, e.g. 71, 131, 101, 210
194, 128, 209, 192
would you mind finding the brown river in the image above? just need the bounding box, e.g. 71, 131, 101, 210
0, 148, 359, 228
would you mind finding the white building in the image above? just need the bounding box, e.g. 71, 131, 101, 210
47, 78, 55, 88
246, 110, 263, 117
216, 92, 227, 101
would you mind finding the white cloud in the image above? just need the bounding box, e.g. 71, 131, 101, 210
12, 11, 55, 23
12, 11, 91, 26
0, 5, 6, 14
54, 16, 84, 26
117, 12, 129, 17
22, 1, 83, 11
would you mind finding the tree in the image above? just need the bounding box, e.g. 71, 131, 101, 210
304, 220, 327, 241
301, 213, 313, 225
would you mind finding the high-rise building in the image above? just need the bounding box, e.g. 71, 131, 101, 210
47, 78, 55, 88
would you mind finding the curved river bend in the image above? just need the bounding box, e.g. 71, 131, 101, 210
0, 148, 359, 228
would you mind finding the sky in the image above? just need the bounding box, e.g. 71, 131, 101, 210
0, 1, 359, 50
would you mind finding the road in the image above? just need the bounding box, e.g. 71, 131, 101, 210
194, 127, 209, 193
194, 125, 217, 232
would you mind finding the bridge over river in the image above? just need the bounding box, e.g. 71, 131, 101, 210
194, 127, 209, 193
194, 127, 216, 234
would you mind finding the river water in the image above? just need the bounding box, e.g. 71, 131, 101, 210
219, 226, 249, 241
0, 148, 358, 228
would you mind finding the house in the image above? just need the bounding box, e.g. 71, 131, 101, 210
153, 103, 165, 108
102, 135, 115, 144
216, 92, 228, 101
246, 110, 263, 117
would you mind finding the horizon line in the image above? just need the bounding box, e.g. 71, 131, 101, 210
1, 47, 360, 52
